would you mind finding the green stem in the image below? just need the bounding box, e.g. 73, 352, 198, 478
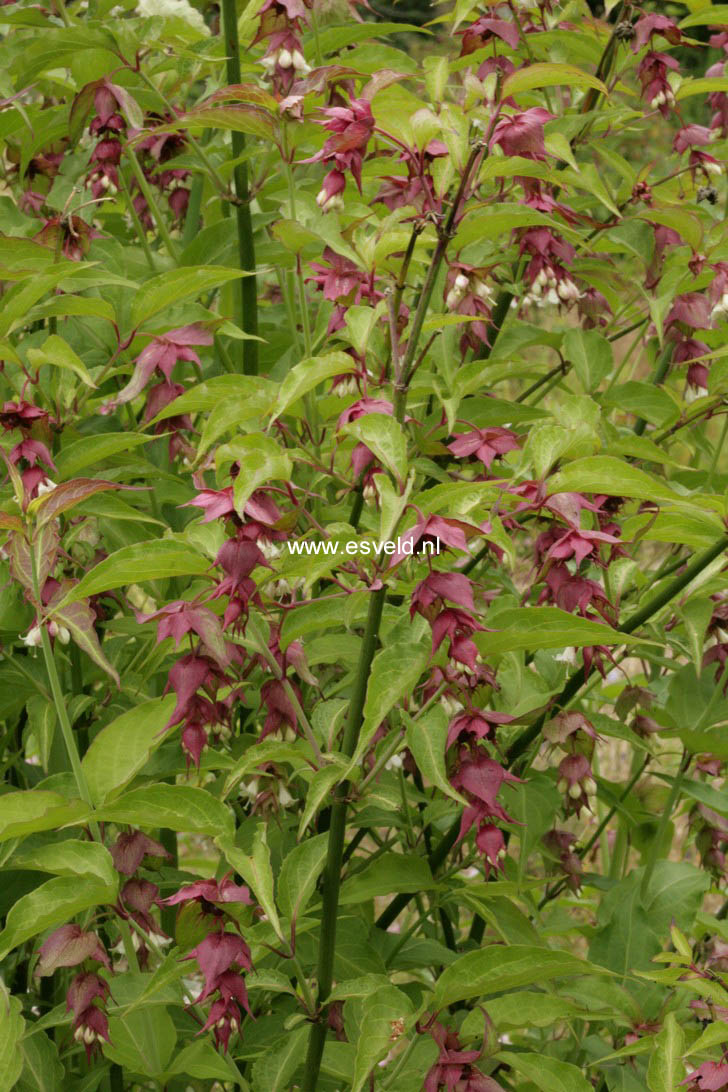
221, 0, 258, 374
640, 750, 689, 899
181, 175, 204, 249
291, 954, 316, 1014
126, 147, 180, 261
301, 586, 386, 1091
30, 539, 98, 828
117, 916, 140, 972
393, 140, 487, 421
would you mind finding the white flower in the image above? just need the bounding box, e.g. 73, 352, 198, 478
473, 279, 494, 304
440, 695, 463, 718
291, 49, 310, 74
555, 646, 578, 666
22, 625, 43, 648
136, 0, 209, 34
685, 383, 708, 404
36, 478, 57, 496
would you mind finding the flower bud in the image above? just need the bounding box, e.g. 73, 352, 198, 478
474, 279, 493, 303
22, 625, 43, 648
291, 50, 309, 73
277, 48, 293, 69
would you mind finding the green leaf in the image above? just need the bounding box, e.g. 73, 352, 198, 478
354, 629, 430, 764
472, 992, 597, 1030
647, 1013, 686, 1092
98, 785, 234, 838
678, 598, 714, 675
25, 696, 55, 774
29, 479, 120, 529
547, 455, 690, 505
679, 779, 728, 820
130, 267, 251, 328
52, 597, 121, 687
0, 983, 24, 1092
431, 945, 606, 1009
81, 696, 176, 804
680, 7, 728, 28
104, 1003, 177, 1080
602, 383, 680, 428
503, 62, 607, 98
52, 539, 210, 609
0, 791, 89, 845
297, 763, 345, 837
173, 103, 275, 141
352, 985, 413, 1092
197, 393, 270, 457
54, 433, 153, 478
676, 77, 728, 100
498, 1051, 592, 1092
269, 352, 355, 423
250, 1027, 307, 1092
148, 374, 276, 421
165, 1040, 242, 1083
342, 414, 408, 484
10, 839, 117, 886
278, 833, 328, 923
0, 875, 118, 959
404, 706, 467, 804
26, 334, 96, 388
217, 433, 292, 516
563, 328, 613, 392
217, 825, 284, 942
474, 607, 638, 654
339, 853, 434, 905
271, 218, 322, 255
589, 861, 709, 974
454, 205, 561, 248
17, 1030, 64, 1092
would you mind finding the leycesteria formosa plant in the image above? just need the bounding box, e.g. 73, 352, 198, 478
1, 1, 728, 1090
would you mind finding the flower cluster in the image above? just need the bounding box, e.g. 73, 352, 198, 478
35, 925, 112, 1059
0, 399, 55, 498
164, 877, 254, 1051
633, 14, 682, 116
112, 828, 171, 960
254, 0, 311, 96
305, 96, 375, 211
421, 1016, 504, 1091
